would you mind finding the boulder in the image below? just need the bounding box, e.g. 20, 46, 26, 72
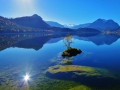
45, 65, 117, 86
62, 47, 82, 58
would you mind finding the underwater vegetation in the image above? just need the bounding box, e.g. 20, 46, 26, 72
69, 85, 91, 90
61, 58, 73, 65
45, 65, 116, 79
45, 65, 120, 89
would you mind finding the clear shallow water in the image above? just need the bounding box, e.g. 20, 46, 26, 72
0, 33, 120, 90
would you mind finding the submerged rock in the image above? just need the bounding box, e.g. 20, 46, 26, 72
62, 47, 82, 58
69, 85, 91, 90
46, 65, 115, 78
62, 59, 73, 65
45, 65, 116, 86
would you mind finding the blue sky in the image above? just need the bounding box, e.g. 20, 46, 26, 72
0, 0, 120, 25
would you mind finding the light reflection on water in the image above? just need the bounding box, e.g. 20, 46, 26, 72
0, 33, 120, 89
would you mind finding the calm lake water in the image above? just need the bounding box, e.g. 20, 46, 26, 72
0, 33, 120, 90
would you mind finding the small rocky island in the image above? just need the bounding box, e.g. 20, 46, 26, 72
62, 47, 82, 58
62, 34, 82, 58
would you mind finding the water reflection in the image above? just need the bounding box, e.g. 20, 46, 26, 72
75, 34, 120, 45
0, 33, 120, 52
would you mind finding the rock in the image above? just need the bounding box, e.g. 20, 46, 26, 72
62, 47, 82, 58
46, 65, 115, 78
69, 85, 91, 90
45, 65, 117, 86
62, 59, 72, 65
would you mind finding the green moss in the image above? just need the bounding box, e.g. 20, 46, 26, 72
30, 75, 85, 90
45, 65, 120, 89
46, 65, 116, 78
69, 85, 91, 90
62, 59, 72, 65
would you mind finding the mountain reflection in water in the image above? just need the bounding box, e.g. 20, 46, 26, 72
0, 33, 119, 51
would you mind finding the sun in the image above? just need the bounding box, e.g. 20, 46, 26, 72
24, 74, 30, 81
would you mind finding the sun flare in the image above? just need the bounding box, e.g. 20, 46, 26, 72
24, 74, 30, 81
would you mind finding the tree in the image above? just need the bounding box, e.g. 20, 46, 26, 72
63, 34, 73, 49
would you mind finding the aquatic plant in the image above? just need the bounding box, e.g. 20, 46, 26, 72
69, 85, 91, 90
45, 65, 116, 80
62, 58, 73, 65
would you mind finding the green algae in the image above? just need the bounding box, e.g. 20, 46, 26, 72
69, 85, 91, 90
46, 65, 116, 78
29, 74, 85, 90
62, 59, 72, 65
45, 65, 120, 90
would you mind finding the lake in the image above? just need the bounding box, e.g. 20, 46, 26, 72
0, 33, 120, 90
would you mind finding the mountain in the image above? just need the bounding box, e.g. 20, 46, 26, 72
0, 15, 54, 33
72, 23, 91, 29
45, 21, 64, 28
0, 16, 26, 33
0, 16, 17, 33
72, 19, 119, 30
10, 14, 51, 29
88, 19, 119, 30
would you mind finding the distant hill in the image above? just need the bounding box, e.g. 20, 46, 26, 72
45, 21, 64, 28
10, 14, 51, 29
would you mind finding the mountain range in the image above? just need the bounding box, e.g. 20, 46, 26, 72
46, 19, 120, 31
0, 14, 101, 33
0, 14, 120, 34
